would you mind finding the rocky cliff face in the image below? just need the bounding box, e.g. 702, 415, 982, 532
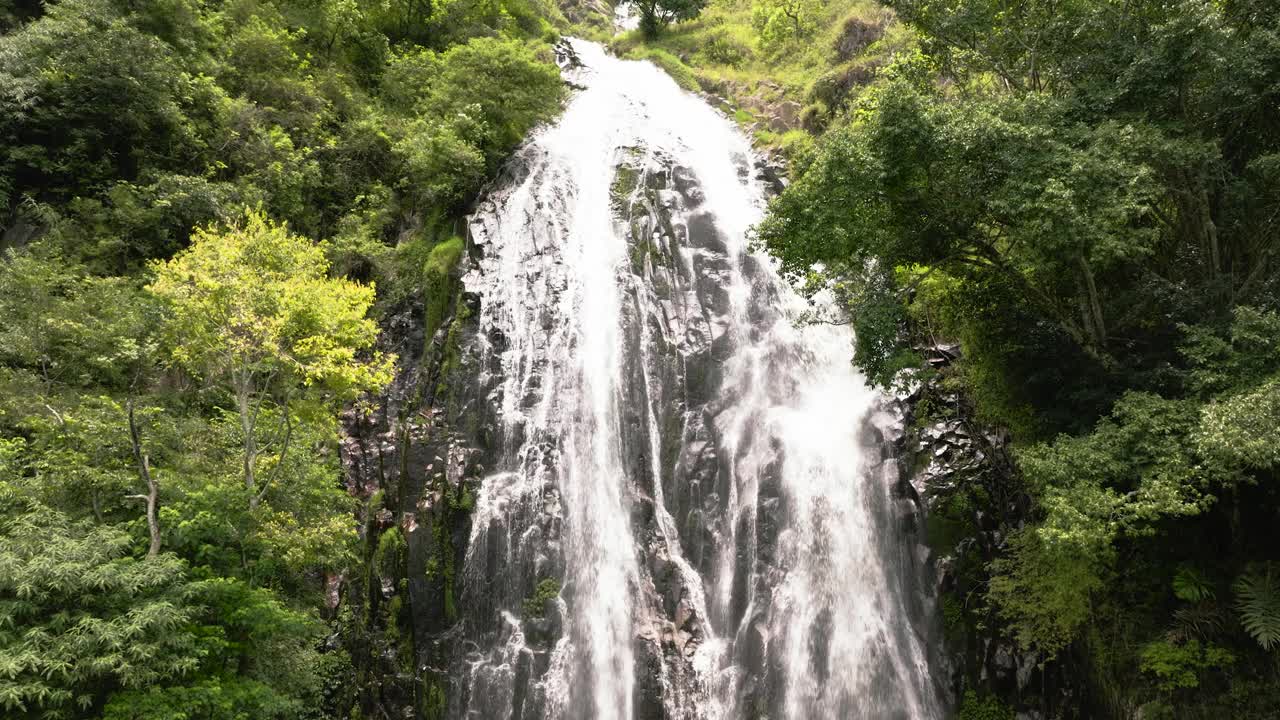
338, 151, 951, 720
338, 240, 492, 717
897, 354, 1083, 719
339, 39, 948, 720
335, 146, 760, 719
449, 142, 748, 720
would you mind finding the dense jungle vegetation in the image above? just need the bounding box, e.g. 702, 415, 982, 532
0, 0, 565, 715
739, 0, 1280, 716
2, 0, 1277, 716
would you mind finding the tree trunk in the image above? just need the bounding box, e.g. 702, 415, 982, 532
1200, 186, 1220, 285
257, 406, 294, 509
1076, 253, 1106, 349
1077, 277, 1096, 346
785, 3, 801, 32
127, 398, 161, 559
236, 373, 259, 511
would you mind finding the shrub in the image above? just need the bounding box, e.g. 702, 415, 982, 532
627, 47, 701, 91
957, 690, 1015, 720
1139, 639, 1235, 693
522, 578, 561, 618
697, 28, 752, 66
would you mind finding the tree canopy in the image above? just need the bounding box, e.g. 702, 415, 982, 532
0, 0, 566, 714
758, 0, 1280, 714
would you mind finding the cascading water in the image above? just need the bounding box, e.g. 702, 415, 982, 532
451, 39, 946, 719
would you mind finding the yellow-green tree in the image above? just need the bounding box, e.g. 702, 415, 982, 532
751, 0, 822, 53
149, 211, 393, 511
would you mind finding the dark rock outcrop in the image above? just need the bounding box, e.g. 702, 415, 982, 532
339, 240, 494, 718
896, 350, 1082, 718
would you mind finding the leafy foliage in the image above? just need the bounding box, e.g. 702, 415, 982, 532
1140, 639, 1236, 693
752, 0, 822, 53
149, 211, 392, 400
0, 0, 566, 715
0, 250, 158, 389
522, 578, 561, 619
988, 526, 1106, 658
758, 0, 1280, 711
1233, 564, 1280, 652
426, 38, 566, 163
0, 510, 197, 718
1173, 567, 1217, 604
100, 577, 330, 720
0, 0, 213, 208
957, 690, 1015, 720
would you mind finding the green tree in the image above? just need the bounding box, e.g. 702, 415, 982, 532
757, 5, 1278, 705
627, 0, 707, 37
148, 211, 393, 511
0, 249, 159, 391
988, 392, 1210, 656
426, 37, 566, 163
751, 0, 822, 53
393, 118, 487, 215
0, 509, 198, 718
759, 80, 1166, 423
0, 0, 567, 715
0, 0, 211, 209
100, 577, 331, 720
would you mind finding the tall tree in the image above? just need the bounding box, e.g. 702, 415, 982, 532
627, 0, 707, 37
148, 211, 393, 511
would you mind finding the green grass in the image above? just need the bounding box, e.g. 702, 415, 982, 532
622, 46, 702, 91
610, 0, 913, 155
422, 236, 465, 340
612, 0, 894, 95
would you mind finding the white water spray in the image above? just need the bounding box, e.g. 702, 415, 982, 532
455, 39, 944, 720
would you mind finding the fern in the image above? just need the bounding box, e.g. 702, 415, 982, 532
1233, 563, 1280, 651
1168, 603, 1224, 642
1173, 566, 1215, 603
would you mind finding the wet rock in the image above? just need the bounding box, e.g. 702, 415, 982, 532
554, 39, 582, 69
685, 212, 726, 252
891, 359, 1073, 716
753, 154, 788, 196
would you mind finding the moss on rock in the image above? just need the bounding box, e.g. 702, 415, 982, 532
522, 578, 561, 618
423, 236, 465, 341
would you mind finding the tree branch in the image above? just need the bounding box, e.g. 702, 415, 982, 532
127, 398, 161, 559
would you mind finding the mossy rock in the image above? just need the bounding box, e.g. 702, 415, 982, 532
612, 165, 642, 210
629, 240, 660, 274
423, 236, 465, 341
522, 578, 561, 618
420, 674, 449, 720
375, 526, 407, 577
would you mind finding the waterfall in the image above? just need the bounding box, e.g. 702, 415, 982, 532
451, 39, 945, 719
